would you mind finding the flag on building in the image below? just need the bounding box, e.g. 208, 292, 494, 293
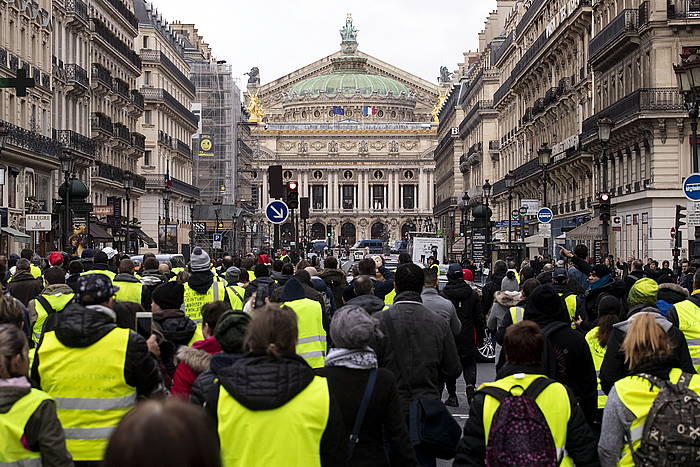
332, 106, 345, 115
363, 106, 377, 116
164, 171, 173, 188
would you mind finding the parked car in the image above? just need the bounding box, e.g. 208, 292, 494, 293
349, 240, 384, 260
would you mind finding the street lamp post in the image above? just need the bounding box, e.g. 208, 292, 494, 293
597, 117, 614, 258
483, 179, 492, 268
459, 192, 470, 262
505, 171, 515, 252
537, 143, 552, 207
123, 171, 133, 254
163, 187, 171, 254
674, 51, 700, 172
59, 151, 74, 252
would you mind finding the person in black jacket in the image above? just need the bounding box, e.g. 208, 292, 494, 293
316, 305, 418, 467
453, 321, 599, 467
522, 284, 598, 426
342, 258, 395, 303
599, 277, 695, 394
202, 303, 346, 466
242, 264, 277, 303
577, 264, 627, 330
480, 260, 507, 317
441, 263, 484, 403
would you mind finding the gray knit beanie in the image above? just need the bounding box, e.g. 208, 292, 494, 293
189, 247, 211, 272
330, 305, 383, 349
501, 270, 519, 292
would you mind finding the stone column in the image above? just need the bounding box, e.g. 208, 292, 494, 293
394, 171, 400, 211
262, 170, 269, 208
387, 172, 393, 212
328, 171, 335, 211
418, 168, 425, 211
428, 170, 434, 212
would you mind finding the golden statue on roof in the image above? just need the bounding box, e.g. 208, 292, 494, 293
246, 93, 265, 123
432, 89, 448, 124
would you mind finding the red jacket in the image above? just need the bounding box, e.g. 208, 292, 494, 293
171, 337, 221, 399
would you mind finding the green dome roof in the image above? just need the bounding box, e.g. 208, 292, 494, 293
289, 72, 410, 98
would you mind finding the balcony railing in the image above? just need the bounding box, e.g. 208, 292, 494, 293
65, 63, 88, 89
53, 129, 96, 156
93, 162, 145, 189
176, 139, 191, 156
91, 62, 112, 88
515, 0, 545, 37
145, 174, 200, 199
113, 77, 130, 100
140, 49, 196, 95
142, 88, 199, 127
1, 120, 61, 159
92, 19, 141, 70
113, 122, 130, 142
581, 88, 685, 140
668, 0, 700, 19
91, 112, 113, 134
158, 130, 173, 147
491, 32, 513, 66
589, 9, 639, 60
104, 0, 139, 30
131, 132, 145, 150
65, 0, 89, 24
459, 100, 493, 134
130, 89, 144, 110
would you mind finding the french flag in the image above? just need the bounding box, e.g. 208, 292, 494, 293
164, 172, 173, 188
363, 106, 377, 116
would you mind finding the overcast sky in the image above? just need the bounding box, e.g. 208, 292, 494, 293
152, 0, 498, 87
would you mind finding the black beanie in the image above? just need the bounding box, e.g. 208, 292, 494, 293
214, 311, 251, 353
254, 264, 269, 278
151, 282, 184, 310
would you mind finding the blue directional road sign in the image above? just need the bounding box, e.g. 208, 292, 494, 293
537, 207, 553, 224
265, 200, 289, 224
683, 173, 700, 201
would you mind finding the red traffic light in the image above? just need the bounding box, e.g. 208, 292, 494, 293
287, 181, 298, 191
599, 192, 610, 203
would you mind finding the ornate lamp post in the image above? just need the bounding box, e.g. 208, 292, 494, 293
162, 187, 171, 254
59, 151, 74, 252
597, 117, 614, 257
505, 171, 516, 251
483, 179, 492, 268
123, 171, 133, 254
674, 51, 700, 172
458, 192, 470, 262
537, 143, 552, 206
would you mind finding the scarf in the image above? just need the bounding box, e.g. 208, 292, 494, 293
590, 274, 610, 291
324, 347, 377, 369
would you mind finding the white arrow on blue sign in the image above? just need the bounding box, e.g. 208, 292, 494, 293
265, 200, 289, 224
683, 173, 700, 201
537, 207, 553, 224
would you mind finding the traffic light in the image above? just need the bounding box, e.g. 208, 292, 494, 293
268, 165, 283, 199
598, 192, 611, 221
676, 204, 687, 231
300, 197, 310, 219
286, 181, 299, 209
459, 220, 466, 237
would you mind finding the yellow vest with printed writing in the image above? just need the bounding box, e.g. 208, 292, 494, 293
480, 373, 573, 466
32, 292, 74, 344
0, 388, 53, 466
673, 298, 700, 372
217, 375, 329, 467
584, 327, 607, 409
37, 327, 135, 461
613, 368, 700, 466
183, 280, 227, 342
283, 298, 327, 368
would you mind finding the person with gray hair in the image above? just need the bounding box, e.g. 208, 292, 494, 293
316, 305, 418, 466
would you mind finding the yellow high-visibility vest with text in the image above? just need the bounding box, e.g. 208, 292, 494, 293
183, 281, 227, 342
80, 269, 116, 281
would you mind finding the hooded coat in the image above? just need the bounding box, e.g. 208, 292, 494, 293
345, 294, 386, 314
579, 276, 627, 327
319, 268, 348, 308
30, 303, 163, 397
171, 336, 221, 399
243, 275, 277, 303
152, 309, 197, 379
27, 284, 75, 330
656, 282, 689, 316
8, 271, 43, 306
0, 376, 73, 467
599, 308, 695, 394
201, 352, 347, 466
441, 278, 484, 357
522, 286, 598, 426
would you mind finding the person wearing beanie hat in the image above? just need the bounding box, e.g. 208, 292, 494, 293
627, 277, 659, 310
243, 263, 277, 305
462, 268, 474, 282
224, 267, 246, 311
113, 258, 149, 309
151, 282, 196, 379
189, 310, 252, 406
500, 270, 519, 293
182, 247, 230, 341
315, 305, 418, 466
81, 250, 116, 280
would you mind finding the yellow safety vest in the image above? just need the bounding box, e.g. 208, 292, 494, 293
509, 306, 525, 324
584, 327, 607, 409
80, 269, 116, 281
614, 368, 700, 466
0, 388, 53, 466
172, 267, 184, 275
481, 373, 573, 466
37, 327, 135, 461
227, 285, 246, 311
32, 292, 75, 344
30, 264, 42, 279
673, 299, 700, 372
558, 292, 578, 329
183, 281, 227, 342
429, 263, 440, 275
113, 280, 143, 304
283, 298, 327, 368
217, 375, 329, 467
384, 288, 397, 306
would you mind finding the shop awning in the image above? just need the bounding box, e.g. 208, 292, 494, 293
566, 218, 601, 241
135, 228, 157, 248
90, 223, 112, 240
1, 227, 30, 242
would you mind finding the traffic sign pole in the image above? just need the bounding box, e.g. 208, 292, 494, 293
683, 173, 700, 263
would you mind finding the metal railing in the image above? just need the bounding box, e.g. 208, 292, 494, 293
91, 112, 113, 134
176, 139, 191, 156
668, 0, 700, 19
113, 122, 130, 142
589, 9, 639, 60
113, 77, 130, 100
459, 100, 493, 133
145, 174, 200, 198
141, 88, 199, 127
92, 19, 141, 70
65, 0, 89, 23
2, 120, 61, 158
491, 32, 513, 66
131, 132, 145, 150
104, 0, 139, 29
53, 129, 96, 156
93, 163, 144, 189
65, 64, 88, 89
515, 0, 545, 37
91, 62, 112, 88
140, 49, 196, 95
131, 89, 144, 110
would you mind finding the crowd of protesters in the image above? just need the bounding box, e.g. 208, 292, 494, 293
0, 242, 699, 466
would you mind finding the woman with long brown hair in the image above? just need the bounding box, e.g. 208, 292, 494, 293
598, 313, 700, 466
202, 304, 345, 466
